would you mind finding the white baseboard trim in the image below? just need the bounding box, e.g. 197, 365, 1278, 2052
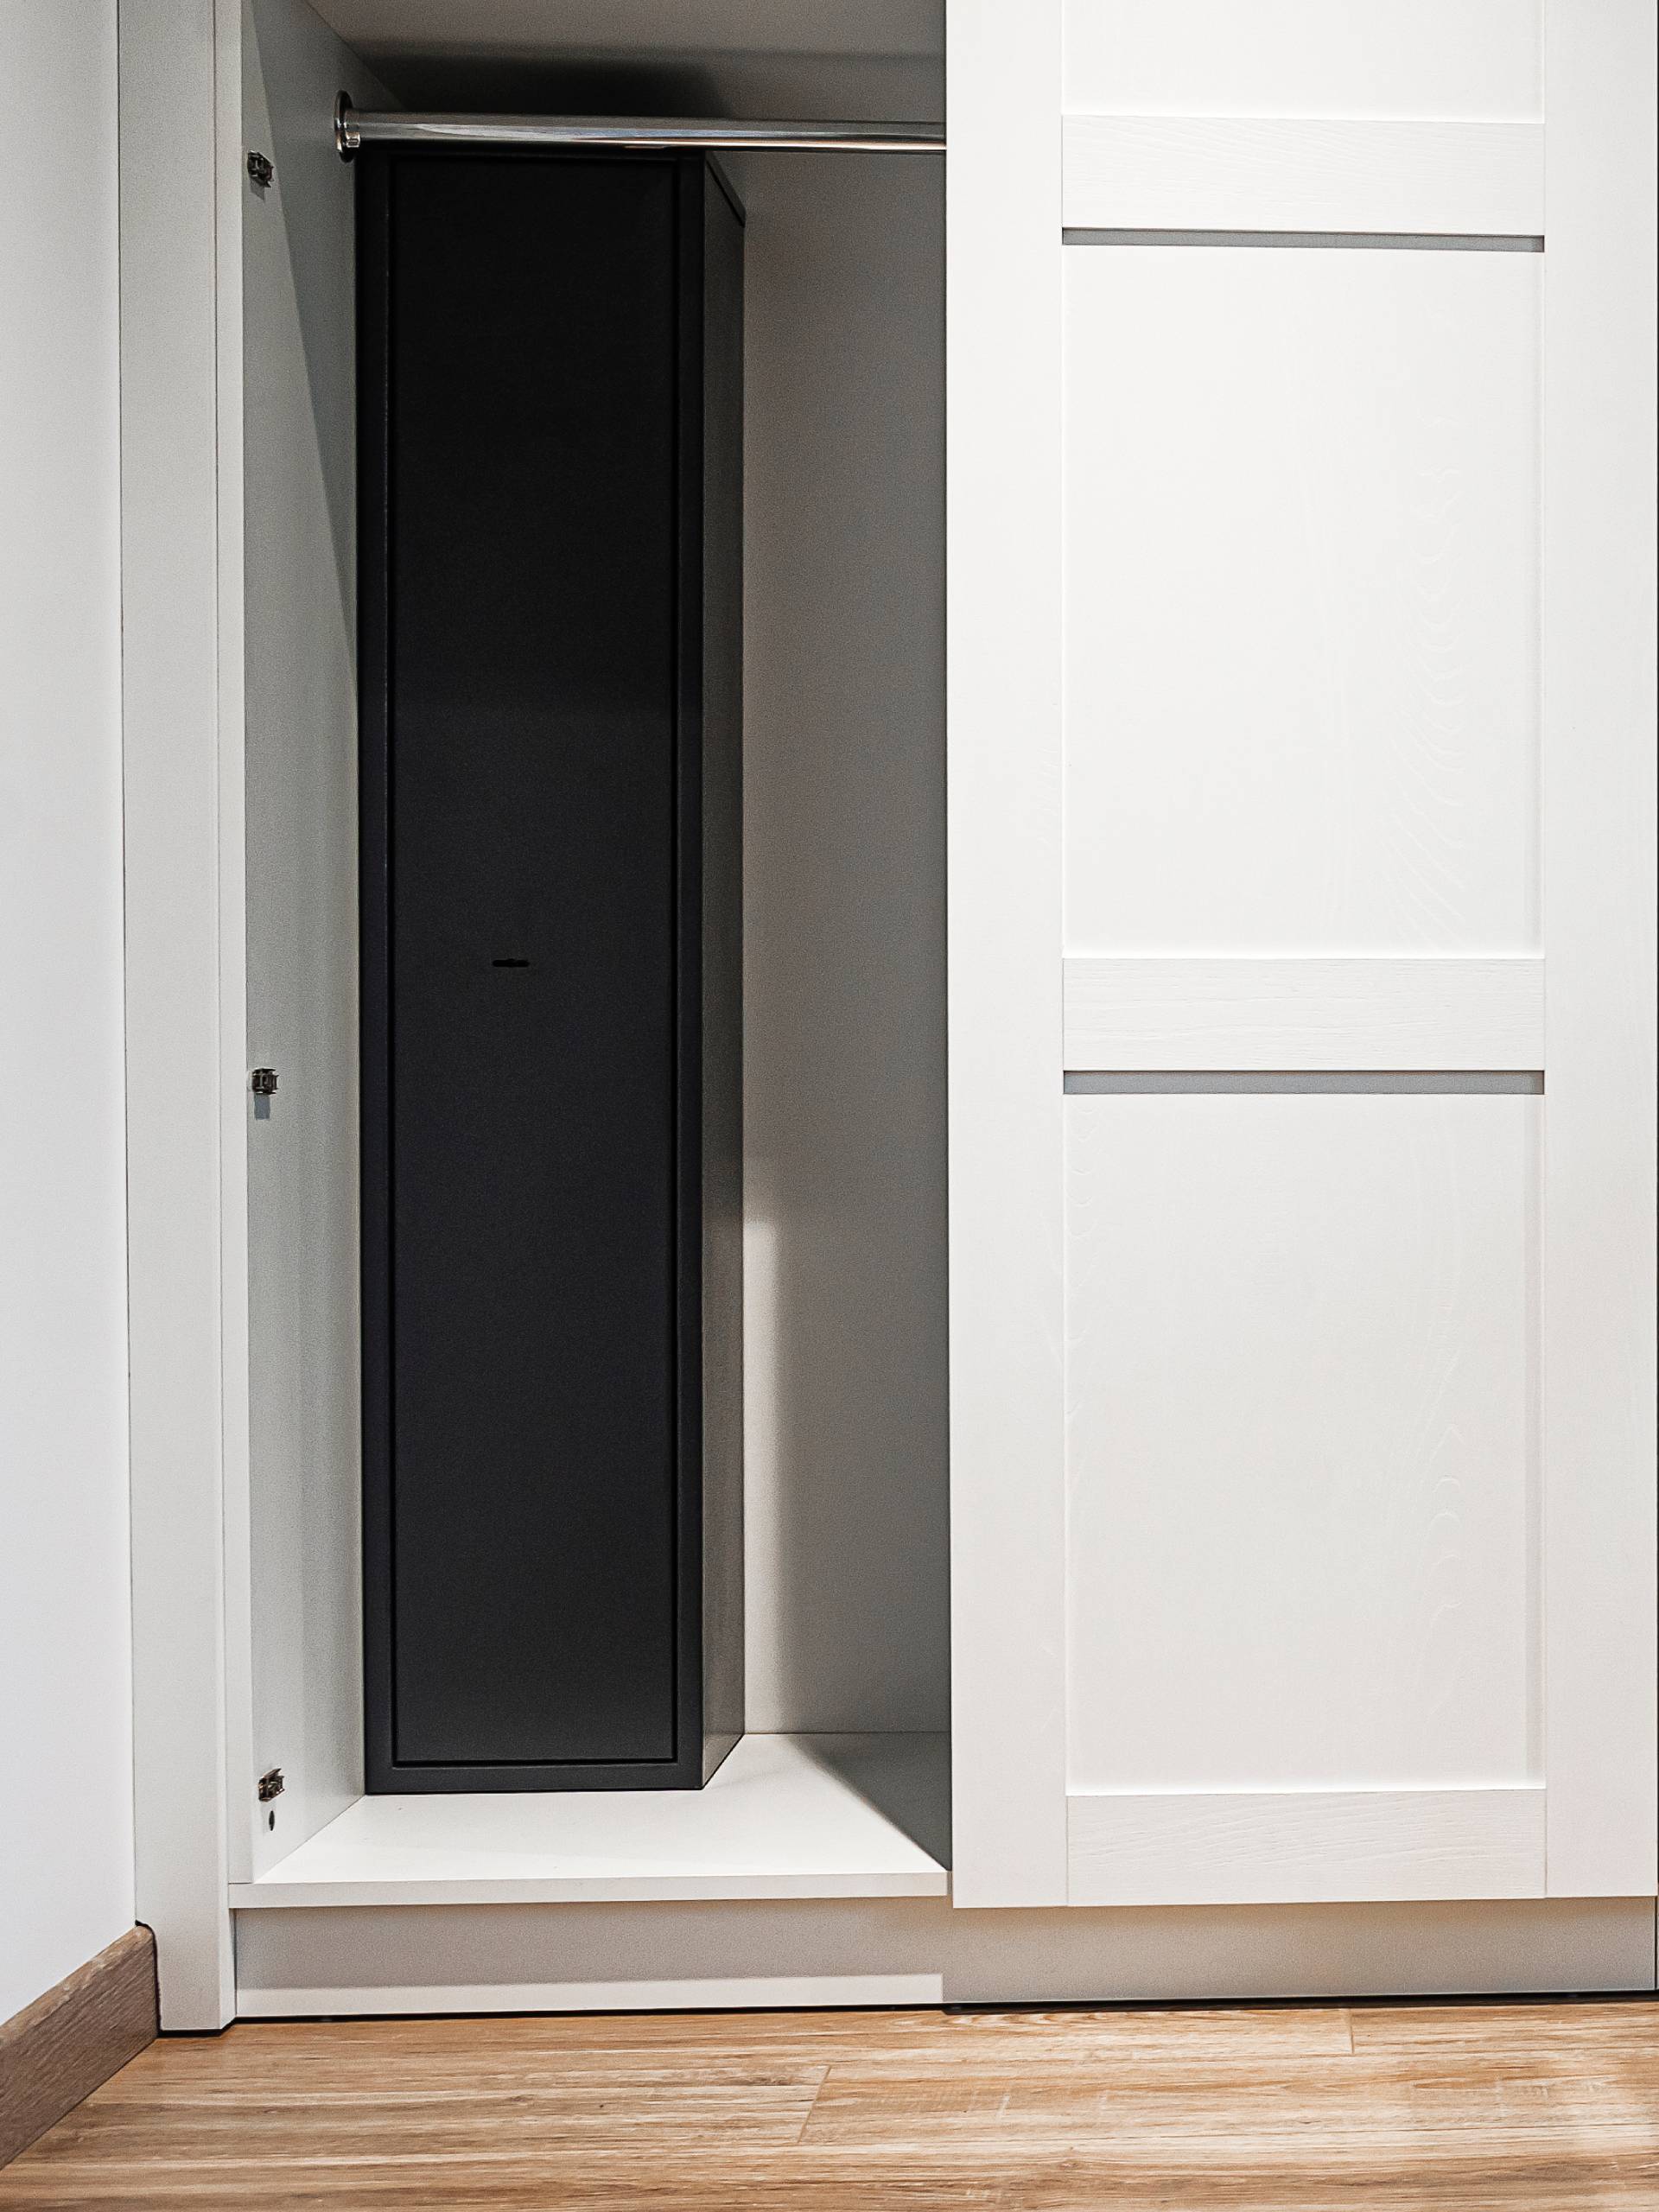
232, 1895, 1658, 2017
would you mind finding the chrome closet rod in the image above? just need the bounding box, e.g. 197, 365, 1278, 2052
335, 101, 944, 159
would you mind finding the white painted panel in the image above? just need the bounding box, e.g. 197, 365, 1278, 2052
231, 1736, 949, 1907
1065, 246, 1539, 956
309, 0, 943, 63
238, 0, 389, 1885
1537, 0, 1658, 1897
235, 1896, 1656, 2019
121, 0, 237, 2033
1065, 1, 1542, 122
1068, 1787, 1544, 1905
1065, 1095, 1537, 1795
1063, 957, 1544, 1071
1063, 118, 1543, 238
945, 0, 1069, 1907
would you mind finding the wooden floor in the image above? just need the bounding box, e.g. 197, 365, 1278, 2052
2, 1999, 1656, 2208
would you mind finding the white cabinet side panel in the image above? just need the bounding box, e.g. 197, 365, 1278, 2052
237, 0, 389, 1884
1065, 1095, 1538, 1796
946, 0, 1069, 1905
121, 0, 236, 2031
1064, 246, 1539, 957
1064, 1, 1542, 122
1538, 0, 1658, 1897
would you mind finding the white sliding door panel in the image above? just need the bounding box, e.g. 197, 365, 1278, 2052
950, 0, 1654, 1918
1064, 2, 1542, 123
1065, 246, 1539, 958
1065, 1095, 1538, 1796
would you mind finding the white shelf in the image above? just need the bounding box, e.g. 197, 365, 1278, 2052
230, 1732, 950, 1908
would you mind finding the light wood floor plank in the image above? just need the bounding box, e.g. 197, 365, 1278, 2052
2, 2000, 1656, 2209
1349, 1998, 1659, 2057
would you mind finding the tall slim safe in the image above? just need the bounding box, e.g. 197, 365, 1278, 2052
358, 149, 744, 1791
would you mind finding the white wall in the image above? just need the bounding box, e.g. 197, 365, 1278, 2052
734, 146, 949, 1733
0, 0, 134, 2022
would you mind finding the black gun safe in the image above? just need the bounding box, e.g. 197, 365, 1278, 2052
359, 148, 745, 1792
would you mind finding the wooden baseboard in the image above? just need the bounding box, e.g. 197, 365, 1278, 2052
0, 1928, 158, 2167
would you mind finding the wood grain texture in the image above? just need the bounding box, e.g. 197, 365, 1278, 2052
1067, 1788, 1545, 1906
0, 1929, 157, 2170
1063, 958, 1545, 1071
4, 1998, 1659, 2206
1062, 116, 1544, 237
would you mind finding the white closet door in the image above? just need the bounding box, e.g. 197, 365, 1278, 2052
947, 0, 1656, 1907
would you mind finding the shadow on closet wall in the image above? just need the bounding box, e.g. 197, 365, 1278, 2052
735, 148, 949, 1737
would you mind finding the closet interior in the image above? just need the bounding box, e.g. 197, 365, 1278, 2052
230, 0, 950, 1907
